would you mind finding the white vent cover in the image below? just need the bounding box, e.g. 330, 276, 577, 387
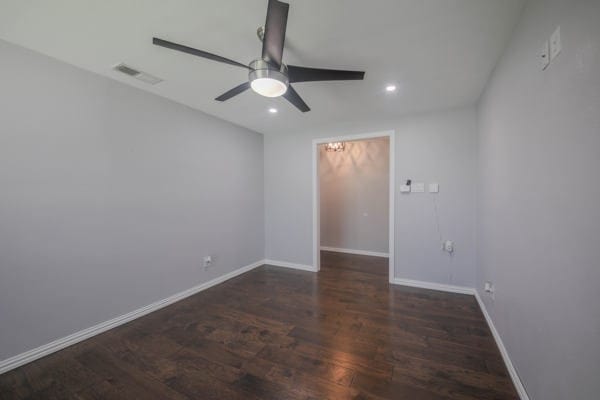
113, 63, 163, 85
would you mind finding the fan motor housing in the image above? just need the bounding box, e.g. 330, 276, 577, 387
249, 60, 288, 85
248, 59, 289, 97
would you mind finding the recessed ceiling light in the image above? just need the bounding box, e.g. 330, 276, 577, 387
268, 108, 278, 114
385, 85, 397, 92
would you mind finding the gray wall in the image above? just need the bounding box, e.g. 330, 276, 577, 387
319, 137, 389, 254
0, 40, 264, 360
265, 107, 478, 287
476, 0, 600, 398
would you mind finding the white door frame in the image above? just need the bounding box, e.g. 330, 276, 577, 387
312, 130, 395, 282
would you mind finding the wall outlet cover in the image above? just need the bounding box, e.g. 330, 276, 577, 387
442, 240, 454, 253
539, 40, 550, 70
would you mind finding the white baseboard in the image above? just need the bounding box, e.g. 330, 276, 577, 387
474, 291, 530, 400
391, 277, 475, 295
320, 246, 389, 258
0, 260, 265, 375
264, 259, 317, 272
391, 277, 529, 399
0, 264, 528, 400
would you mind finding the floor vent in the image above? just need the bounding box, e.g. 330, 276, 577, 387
113, 63, 163, 85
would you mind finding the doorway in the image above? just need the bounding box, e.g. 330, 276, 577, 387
312, 131, 395, 282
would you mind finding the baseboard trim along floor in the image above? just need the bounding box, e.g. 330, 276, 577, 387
263, 259, 318, 272
1, 258, 321, 375
391, 277, 474, 295
320, 246, 389, 258
390, 277, 530, 400
0, 259, 265, 375
0, 260, 529, 400
473, 291, 530, 400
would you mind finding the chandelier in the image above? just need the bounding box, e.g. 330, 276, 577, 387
324, 142, 345, 152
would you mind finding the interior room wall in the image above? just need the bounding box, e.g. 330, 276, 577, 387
0, 39, 265, 361
476, 0, 600, 398
319, 137, 389, 255
265, 107, 478, 287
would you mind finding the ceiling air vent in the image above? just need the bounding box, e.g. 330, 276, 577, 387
113, 63, 163, 85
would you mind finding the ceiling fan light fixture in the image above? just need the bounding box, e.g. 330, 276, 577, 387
249, 59, 289, 98
250, 77, 288, 97
152, 0, 364, 112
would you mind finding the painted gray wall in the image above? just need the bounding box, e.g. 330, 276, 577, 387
319, 137, 389, 254
476, 0, 600, 398
265, 107, 477, 287
0, 40, 264, 360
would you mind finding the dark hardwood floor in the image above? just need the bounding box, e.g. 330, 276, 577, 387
0, 251, 518, 399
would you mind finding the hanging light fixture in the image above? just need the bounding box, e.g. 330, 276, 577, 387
325, 142, 345, 152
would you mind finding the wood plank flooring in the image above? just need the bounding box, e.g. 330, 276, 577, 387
0, 251, 518, 399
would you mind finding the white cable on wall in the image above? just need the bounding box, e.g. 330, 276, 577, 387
431, 193, 454, 284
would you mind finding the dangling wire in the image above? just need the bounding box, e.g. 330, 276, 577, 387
432, 193, 454, 283
432, 195, 443, 244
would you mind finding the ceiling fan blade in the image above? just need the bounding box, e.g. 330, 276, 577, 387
283, 85, 310, 112
262, 0, 289, 67
215, 82, 251, 102
153, 38, 250, 70
287, 65, 365, 83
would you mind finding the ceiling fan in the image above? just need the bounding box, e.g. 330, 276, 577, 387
152, 0, 365, 112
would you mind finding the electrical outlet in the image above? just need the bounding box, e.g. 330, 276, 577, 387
203, 256, 212, 268
484, 281, 495, 300
442, 240, 454, 254
539, 40, 550, 70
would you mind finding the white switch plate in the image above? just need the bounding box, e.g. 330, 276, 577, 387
539, 40, 550, 70
411, 182, 425, 193
550, 26, 561, 60
429, 183, 439, 193
400, 185, 411, 193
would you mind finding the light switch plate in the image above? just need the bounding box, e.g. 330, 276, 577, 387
539, 40, 550, 70
550, 26, 561, 60
400, 185, 411, 193
429, 183, 439, 193
411, 182, 425, 193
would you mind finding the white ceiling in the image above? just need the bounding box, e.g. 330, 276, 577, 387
0, 0, 524, 135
